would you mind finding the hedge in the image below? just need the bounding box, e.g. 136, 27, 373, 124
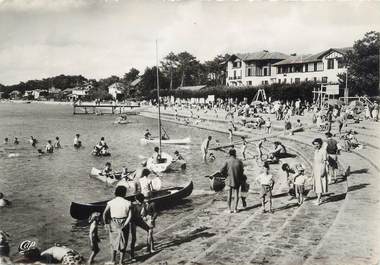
150, 82, 317, 103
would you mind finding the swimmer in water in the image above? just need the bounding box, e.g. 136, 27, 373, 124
14, 137, 19, 145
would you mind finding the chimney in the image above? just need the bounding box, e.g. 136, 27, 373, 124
290, 53, 297, 56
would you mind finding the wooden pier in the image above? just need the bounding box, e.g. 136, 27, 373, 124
73, 104, 141, 115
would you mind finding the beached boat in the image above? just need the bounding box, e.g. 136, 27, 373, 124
140, 137, 191, 145
70, 180, 193, 220
89, 167, 120, 185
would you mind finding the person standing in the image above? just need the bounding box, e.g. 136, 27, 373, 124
312, 138, 328, 205
103, 186, 132, 265
256, 162, 274, 213
241, 137, 247, 160
201, 136, 212, 162
324, 132, 339, 184
88, 212, 101, 265
73, 134, 81, 148
219, 149, 244, 213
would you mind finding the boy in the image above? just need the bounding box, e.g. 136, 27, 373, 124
241, 137, 247, 160
45, 140, 54, 153
240, 174, 249, 208
101, 162, 113, 178
256, 162, 275, 213
293, 164, 306, 205
54, 137, 61, 149
88, 212, 101, 264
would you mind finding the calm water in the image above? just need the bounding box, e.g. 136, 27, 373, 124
0, 102, 228, 258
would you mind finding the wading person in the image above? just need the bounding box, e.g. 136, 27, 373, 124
88, 212, 101, 265
73, 134, 81, 148
54, 136, 61, 149
201, 136, 212, 162
219, 148, 244, 213
312, 138, 328, 205
103, 186, 132, 265
45, 140, 53, 153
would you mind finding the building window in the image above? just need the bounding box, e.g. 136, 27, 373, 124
233, 61, 241, 68
263, 68, 268, 76
295, 78, 300, 84
322, 76, 328, 83
305, 64, 308, 72
247, 68, 252, 76
327, 59, 334, 69
314, 62, 318, 71
295, 65, 302, 72
264, 80, 268, 85
278, 67, 282, 74
247, 81, 252, 86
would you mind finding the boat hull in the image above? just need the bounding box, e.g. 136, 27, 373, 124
146, 152, 173, 173
140, 137, 191, 145
70, 181, 193, 220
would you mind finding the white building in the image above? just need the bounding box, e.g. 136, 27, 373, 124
108, 82, 125, 99
72, 87, 89, 97
226, 47, 351, 87
226, 51, 290, 86
273, 48, 351, 84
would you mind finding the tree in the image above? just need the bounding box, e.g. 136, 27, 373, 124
339, 31, 380, 96
140, 67, 169, 98
204, 54, 230, 86
123, 68, 140, 84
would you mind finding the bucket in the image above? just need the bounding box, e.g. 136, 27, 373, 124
210, 177, 225, 192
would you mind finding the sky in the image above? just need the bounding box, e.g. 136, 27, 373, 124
0, 0, 379, 85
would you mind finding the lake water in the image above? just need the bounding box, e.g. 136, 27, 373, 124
0, 102, 230, 260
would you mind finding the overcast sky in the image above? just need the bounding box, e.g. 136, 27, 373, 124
0, 0, 379, 85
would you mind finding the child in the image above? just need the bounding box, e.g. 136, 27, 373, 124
45, 140, 54, 153
228, 129, 233, 144
265, 118, 271, 134
293, 164, 306, 205
256, 162, 275, 213
136, 194, 158, 254
88, 212, 101, 264
241, 137, 247, 160
240, 174, 249, 208
14, 137, 19, 145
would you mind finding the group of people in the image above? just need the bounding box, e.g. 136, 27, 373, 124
92, 137, 110, 156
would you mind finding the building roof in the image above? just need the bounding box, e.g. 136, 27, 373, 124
177, 85, 207, 91
130, 77, 141, 87
273, 47, 353, 66
230, 51, 290, 62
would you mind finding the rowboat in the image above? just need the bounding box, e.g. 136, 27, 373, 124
146, 152, 173, 173
89, 167, 120, 185
70, 180, 193, 220
140, 137, 191, 145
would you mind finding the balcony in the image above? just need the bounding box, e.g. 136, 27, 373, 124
228, 76, 242, 80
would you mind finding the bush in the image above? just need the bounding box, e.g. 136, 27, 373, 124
149, 82, 317, 103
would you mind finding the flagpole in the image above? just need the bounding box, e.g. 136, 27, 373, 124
156, 40, 162, 156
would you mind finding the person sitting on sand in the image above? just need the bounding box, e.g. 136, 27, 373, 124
54, 137, 61, 149
40, 243, 84, 265
73, 134, 81, 148
144, 129, 152, 140
45, 140, 54, 153
173, 150, 184, 161
14, 137, 19, 145
268, 141, 287, 162
0, 193, 10, 207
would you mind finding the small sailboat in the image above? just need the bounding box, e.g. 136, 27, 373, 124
146, 42, 178, 173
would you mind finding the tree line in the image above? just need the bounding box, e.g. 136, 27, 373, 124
0, 31, 378, 100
